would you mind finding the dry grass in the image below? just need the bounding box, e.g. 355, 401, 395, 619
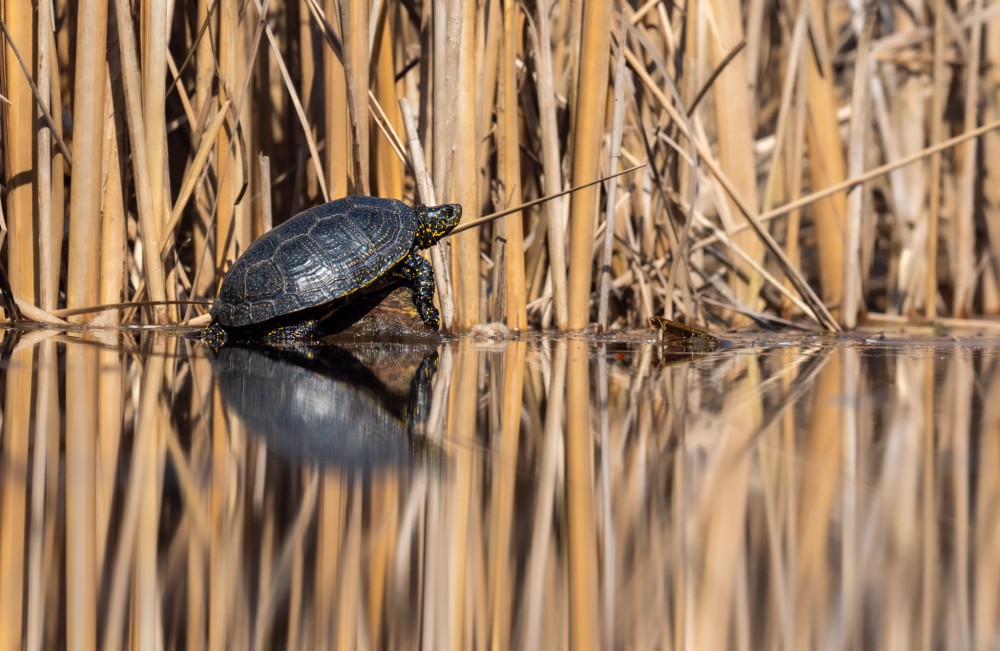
0, 1, 998, 332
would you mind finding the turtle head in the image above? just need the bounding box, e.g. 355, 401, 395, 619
414, 203, 462, 248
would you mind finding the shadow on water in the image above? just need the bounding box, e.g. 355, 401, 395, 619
0, 327, 999, 648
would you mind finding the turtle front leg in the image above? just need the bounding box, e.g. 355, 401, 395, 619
394, 253, 439, 329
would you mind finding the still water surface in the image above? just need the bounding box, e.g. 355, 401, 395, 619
0, 328, 998, 649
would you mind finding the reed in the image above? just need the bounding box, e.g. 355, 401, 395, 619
2, 1, 999, 330
450, 0, 481, 329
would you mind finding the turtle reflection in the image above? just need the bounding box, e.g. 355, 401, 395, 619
212, 344, 442, 469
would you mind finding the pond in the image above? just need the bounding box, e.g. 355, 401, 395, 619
0, 327, 998, 649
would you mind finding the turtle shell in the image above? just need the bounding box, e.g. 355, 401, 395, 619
211, 196, 417, 328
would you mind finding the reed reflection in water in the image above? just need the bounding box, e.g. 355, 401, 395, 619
0, 329, 998, 649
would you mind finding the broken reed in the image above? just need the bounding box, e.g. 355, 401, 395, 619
3, 1, 1000, 331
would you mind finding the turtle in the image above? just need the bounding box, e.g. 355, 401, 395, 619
201, 196, 461, 347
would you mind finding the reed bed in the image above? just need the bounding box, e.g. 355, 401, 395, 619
2, 1, 1000, 649
2, 1, 1000, 332
0, 331, 995, 648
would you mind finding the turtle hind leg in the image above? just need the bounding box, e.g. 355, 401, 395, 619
265, 319, 319, 345
201, 322, 229, 349
394, 253, 439, 329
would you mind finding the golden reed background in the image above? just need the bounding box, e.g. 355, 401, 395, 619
2, 1, 1000, 333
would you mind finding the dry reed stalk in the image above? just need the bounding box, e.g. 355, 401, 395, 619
215, 0, 241, 275
0, 343, 31, 651
926, 0, 946, 319
95, 345, 123, 567
253, 505, 277, 651
948, 352, 973, 649
135, 403, 164, 650
882, 2, 927, 315
421, 479, 443, 649
692, 360, 757, 651
259, 154, 273, 232
758, 351, 797, 650
839, 345, 860, 648
314, 473, 346, 648
142, 0, 169, 240
919, 354, 937, 651
595, 347, 614, 650
366, 480, 397, 649
566, 0, 612, 330
186, 349, 213, 651
194, 0, 216, 118
803, 0, 846, 315
461, 483, 480, 649
708, 0, 764, 321
236, 10, 258, 261
25, 340, 59, 651
842, 8, 875, 328
431, 0, 451, 197
498, 0, 525, 330
448, 341, 478, 648
400, 98, 456, 329
286, 540, 303, 651
65, 344, 97, 651
372, 7, 404, 198
193, 0, 218, 298
340, 0, 371, 194
47, 25, 66, 310
450, 0, 481, 328
951, 0, 982, 316
335, 487, 363, 650
478, 0, 501, 220
527, 3, 568, 329
2, 0, 37, 307
517, 340, 566, 647
794, 350, 843, 648
36, 0, 54, 312
488, 342, 524, 650
566, 339, 598, 649
783, 60, 808, 319
982, 17, 1000, 314
209, 389, 231, 651
597, 32, 627, 331
98, 72, 127, 324
112, 0, 168, 321
325, 0, 351, 196
974, 361, 1000, 647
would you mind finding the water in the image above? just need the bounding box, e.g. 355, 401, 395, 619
1, 327, 999, 649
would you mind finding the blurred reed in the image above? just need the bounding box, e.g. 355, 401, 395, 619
2, 1, 999, 333
0, 330, 996, 648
